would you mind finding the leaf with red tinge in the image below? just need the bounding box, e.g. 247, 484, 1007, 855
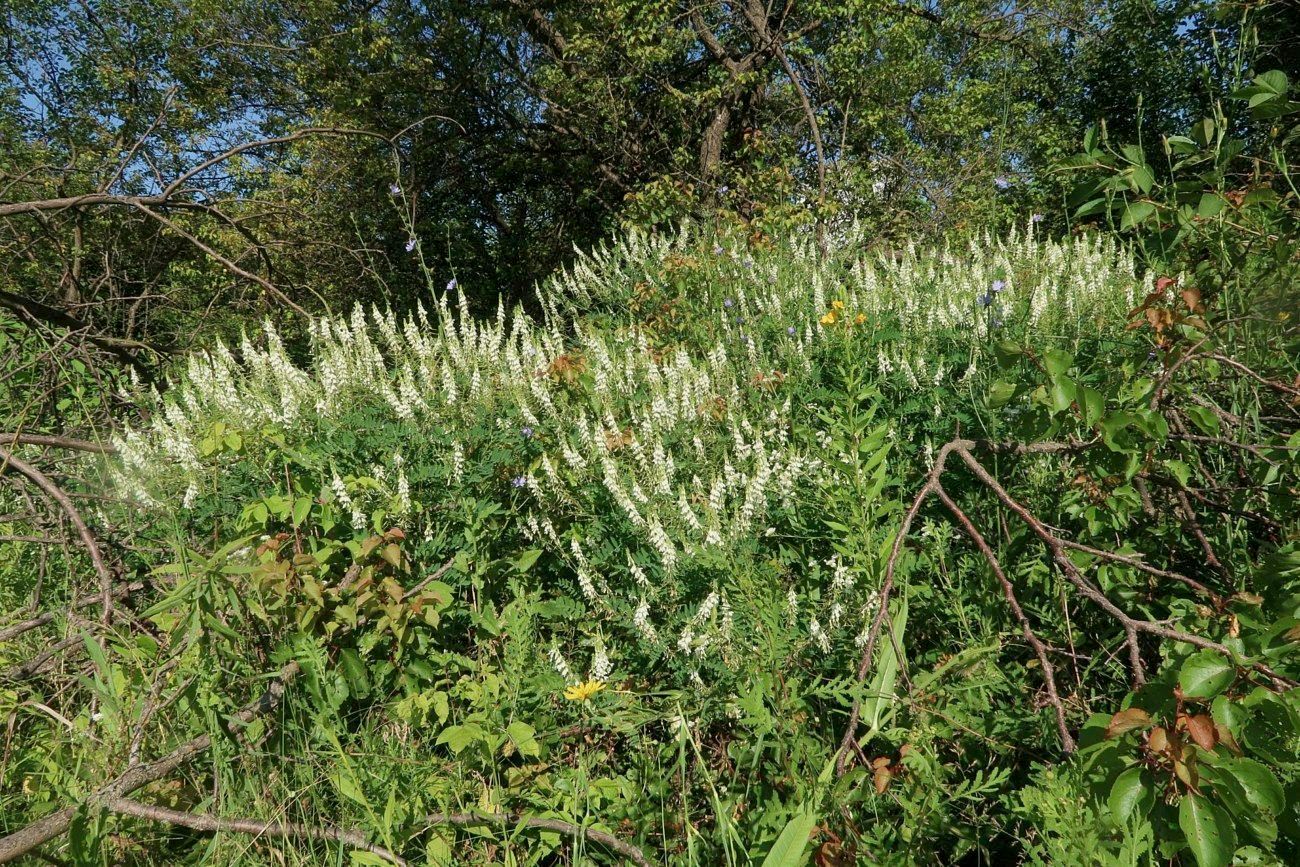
1106, 707, 1153, 739
1185, 714, 1218, 752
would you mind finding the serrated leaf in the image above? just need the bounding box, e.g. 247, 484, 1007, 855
1219, 757, 1284, 816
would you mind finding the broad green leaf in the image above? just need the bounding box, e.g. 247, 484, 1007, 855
1219, 757, 1284, 816
505, 720, 540, 757
436, 723, 483, 754
1109, 766, 1153, 824
1256, 70, 1288, 94
1197, 193, 1226, 219
1075, 383, 1104, 427
1179, 794, 1236, 867
1120, 201, 1157, 230
1044, 349, 1074, 377
1181, 651, 1236, 699
1131, 164, 1155, 193
510, 548, 543, 572
760, 810, 818, 867
988, 380, 1017, 408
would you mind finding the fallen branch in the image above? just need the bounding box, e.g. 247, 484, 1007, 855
0, 582, 143, 644
103, 798, 407, 866
0, 433, 117, 455
0, 662, 300, 864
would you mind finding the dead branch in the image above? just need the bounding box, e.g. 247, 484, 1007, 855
835, 437, 1297, 776
934, 486, 1074, 751
0, 432, 117, 454
0, 444, 115, 622
0, 662, 300, 864
103, 798, 407, 866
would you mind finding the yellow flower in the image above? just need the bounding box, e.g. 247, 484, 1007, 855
819, 311, 838, 326
831, 300, 845, 310
564, 680, 606, 702
854, 313, 867, 324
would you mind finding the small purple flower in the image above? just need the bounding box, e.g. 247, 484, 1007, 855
723, 298, 734, 308
992, 317, 1004, 328
405, 237, 417, 253
389, 182, 401, 196
446, 278, 457, 292
787, 326, 797, 336
511, 475, 527, 488
743, 256, 754, 269
735, 315, 745, 325
991, 280, 1006, 294
718, 185, 729, 195
1031, 213, 1044, 224
978, 293, 994, 308
713, 244, 724, 256
520, 426, 534, 438
994, 176, 1012, 190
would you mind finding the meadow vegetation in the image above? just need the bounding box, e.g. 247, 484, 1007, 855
3, 2, 1300, 865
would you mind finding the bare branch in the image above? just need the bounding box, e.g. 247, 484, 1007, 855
0, 662, 300, 864
103, 798, 407, 866
0, 444, 115, 622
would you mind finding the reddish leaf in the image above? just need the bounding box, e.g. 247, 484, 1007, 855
1106, 707, 1153, 739
1185, 714, 1218, 752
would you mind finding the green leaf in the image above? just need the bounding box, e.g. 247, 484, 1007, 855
1044, 349, 1074, 377
505, 720, 540, 757
510, 548, 543, 572
339, 648, 371, 698
1180, 651, 1236, 699
1109, 766, 1153, 824
1218, 757, 1285, 816
292, 496, 312, 526
1075, 384, 1104, 427
1184, 404, 1220, 436
760, 810, 818, 867
1256, 70, 1288, 94
988, 380, 1017, 408
1179, 794, 1236, 867
1073, 197, 1109, 218
1196, 193, 1226, 219
1191, 118, 1216, 147
436, 723, 483, 754
1164, 459, 1192, 488
1120, 201, 1157, 230
863, 597, 907, 736
1131, 164, 1155, 194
